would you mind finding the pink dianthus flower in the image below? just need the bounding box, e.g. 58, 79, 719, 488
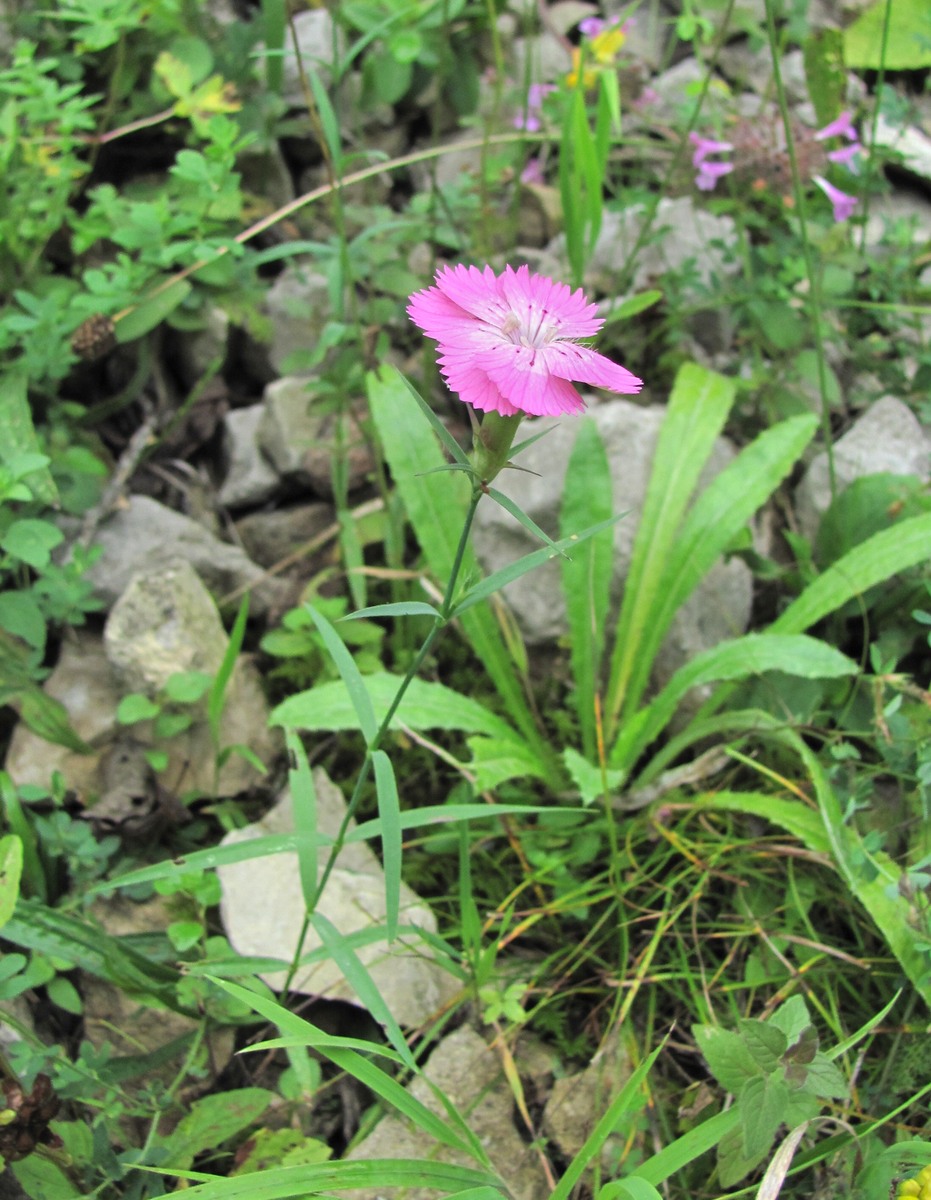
408, 264, 643, 417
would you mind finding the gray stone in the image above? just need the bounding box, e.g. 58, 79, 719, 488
218, 772, 459, 1027
235, 502, 334, 572
579, 196, 740, 297
795, 396, 931, 541
176, 304, 230, 387
256, 262, 333, 379
863, 189, 931, 249
345, 1024, 548, 1200
511, 31, 572, 85
471, 400, 752, 683
649, 57, 718, 125
258, 378, 374, 497
218, 404, 282, 511
83, 894, 234, 1078
543, 1030, 631, 1168
875, 115, 931, 185
104, 561, 229, 695
77, 494, 287, 616
103, 563, 280, 797
3, 631, 120, 796
280, 8, 342, 106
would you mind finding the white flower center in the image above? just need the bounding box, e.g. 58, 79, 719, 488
501, 307, 558, 348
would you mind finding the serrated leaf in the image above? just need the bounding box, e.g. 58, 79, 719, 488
693, 1024, 763, 1092
739, 1074, 788, 1160
768, 995, 812, 1044
737, 1019, 787, 1073
1, 519, 63, 569
784, 1023, 818, 1067
800, 1053, 848, 1099
716, 1120, 768, 1188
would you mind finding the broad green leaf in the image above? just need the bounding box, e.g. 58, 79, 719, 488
814, 473, 922, 566
772, 512, 931, 635
612, 634, 856, 771
768, 997, 812, 1046
563, 746, 623, 807
0, 370, 57, 506
803, 29, 847, 126
1, 518, 63, 569
367, 367, 549, 770
0, 591, 46, 652
272, 672, 520, 745
372, 749, 401, 941
693, 1025, 763, 1092
467, 734, 549, 792
561, 418, 614, 759
844, 0, 931, 69
604, 363, 736, 739
0, 835, 23, 929
803, 1053, 848, 1099
739, 1075, 788, 1160
160, 1089, 274, 1171
716, 1119, 768, 1187
115, 278, 192, 343
17, 689, 92, 754
635, 413, 817, 710
737, 1019, 787, 1073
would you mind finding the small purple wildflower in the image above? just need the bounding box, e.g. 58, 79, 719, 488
814, 111, 857, 143
513, 83, 556, 133
520, 157, 545, 185
813, 175, 857, 222
689, 132, 734, 192
827, 142, 861, 168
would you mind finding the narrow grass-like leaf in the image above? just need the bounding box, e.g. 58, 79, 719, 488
305, 604, 376, 745
635, 1109, 741, 1185
245, 1033, 403, 1061
452, 515, 622, 617
597, 1179, 664, 1200
342, 601, 441, 621
286, 729, 317, 909
311, 911, 414, 1066
261, 0, 286, 93
394, 369, 471, 466
560, 418, 614, 758
611, 634, 856, 772
367, 367, 548, 768
306, 69, 342, 165
372, 749, 401, 941
625, 413, 818, 724
550, 1041, 664, 1200
770, 512, 931, 635
208, 977, 485, 1162
145, 1160, 499, 1198
604, 363, 736, 739
486, 487, 566, 555
209, 594, 249, 748
5, 900, 181, 1004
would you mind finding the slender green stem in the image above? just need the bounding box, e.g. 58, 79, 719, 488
764, 0, 836, 497
281, 488, 484, 998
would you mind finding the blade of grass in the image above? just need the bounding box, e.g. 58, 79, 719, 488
372, 749, 401, 941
